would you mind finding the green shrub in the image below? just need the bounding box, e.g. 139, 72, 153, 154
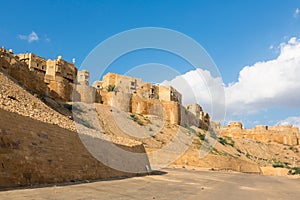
289, 167, 300, 175
246, 153, 251, 159
149, 127, 153, 131
184, 125, 196, 133
81, 120, 94, 129
107, 84, 116, 92
63, 104, 73, 111
130, 113, 144, 126
272, 163, 285, 168
218, 137, 227, 145
272, 160, 289, 168
217, 137, 235, 147
198, 133, 206, 141
224, 136, 235, 147
138, 121, 144, 126
37, 93, 47, 102
130, 114, 138, 121
209, 130, 217, 139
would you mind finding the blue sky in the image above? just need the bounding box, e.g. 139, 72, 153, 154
1, 0, 300, 127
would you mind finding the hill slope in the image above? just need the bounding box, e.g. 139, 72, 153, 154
0, 72, 75, 131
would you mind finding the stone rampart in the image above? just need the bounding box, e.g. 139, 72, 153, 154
0, 109, 150, 188
221, 122, 299, 146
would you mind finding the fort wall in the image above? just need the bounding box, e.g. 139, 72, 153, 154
101, 73, 143, 94
100, 90, 132, 112
0, 48, 80, 102
1, 47, 211, 130
1, 50, 48, 96
97, 73, 209, 128
158, 85, 182, 104
221, 122, 299, 146
181, 104, 210, 130
0, 108, 149, 188
73, 85, 101, 104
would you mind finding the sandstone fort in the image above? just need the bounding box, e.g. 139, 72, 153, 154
0, 46, 300, 188
0, 46, 211, 130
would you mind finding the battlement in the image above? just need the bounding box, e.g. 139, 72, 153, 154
92, 80, 103, 89
1, 47, 79, 101
221, 122, 299, 146
98, 73, 182, 104
17, 53, 77, 82
229, 122, 243, 129
158, 85, 182, 104
77, 70, 90, 85
182, 103, 209, 129
93, 73, 209, 129
44, 55, 77, 82
17, 53, 47, 72
101, 73, 143, 93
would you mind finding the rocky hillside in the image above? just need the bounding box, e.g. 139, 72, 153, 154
88, 104, 259, 173
0, 72, 75, 131
91, 103, 300, 176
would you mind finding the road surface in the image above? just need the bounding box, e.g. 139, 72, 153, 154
0, 168, 299, 200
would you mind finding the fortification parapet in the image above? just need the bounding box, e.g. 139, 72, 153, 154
221, 122, 299, 146
95, 73, 209, 128
158, 85, 182, 104
77, 70, 90, 85
229, 122, 243, 129
254, 125, 268, 131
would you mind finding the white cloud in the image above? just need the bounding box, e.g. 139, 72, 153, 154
161, 68, 225, 120
294, 8, 300, 18
277, 116, 300, 128
162, 37, 300, 123
18, 31, 39, 43
161, 69, 220, 105
226, 37, 300, 115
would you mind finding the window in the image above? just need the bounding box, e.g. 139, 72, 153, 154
131, 81, 135, 86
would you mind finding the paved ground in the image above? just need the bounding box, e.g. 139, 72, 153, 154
0, 168, 299, 200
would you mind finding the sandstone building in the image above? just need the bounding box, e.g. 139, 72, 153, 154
0, 47, 210, 130
221, 122, 299, 146
92, 73, 210, 129
1, 47, 77, 102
